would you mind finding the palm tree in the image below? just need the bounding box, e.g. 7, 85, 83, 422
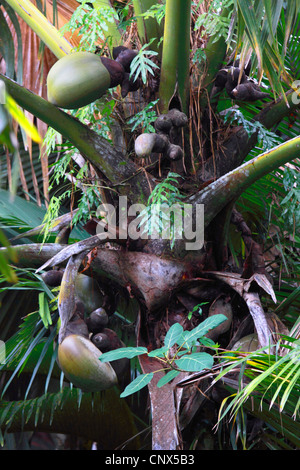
0, 0, 299, 450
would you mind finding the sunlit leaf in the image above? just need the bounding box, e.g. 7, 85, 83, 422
183, 314, 227, 345
38, 291, 52, 328
164, 323, 184, 348
99, 346, 148, 362
175, 352, 214, 372
5, 95, 41, 143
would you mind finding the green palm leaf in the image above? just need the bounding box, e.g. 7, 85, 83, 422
233, 0, 297, 99
215, 335, 300, 447
0, 388, 141, 448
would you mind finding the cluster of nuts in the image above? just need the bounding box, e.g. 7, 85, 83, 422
214, 62, 269, 102
134, 108, 188, 161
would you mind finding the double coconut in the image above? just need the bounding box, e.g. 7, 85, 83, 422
47, 47, 140, 109
43, 270, 128, 392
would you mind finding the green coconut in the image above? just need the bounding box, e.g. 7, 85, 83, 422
47, 52, 111, 109
58, 334, 118, 392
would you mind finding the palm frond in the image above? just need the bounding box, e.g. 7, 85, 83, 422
0, 387, 141, 449
214, 335, 300, 448
0, 271, 59, 396
233, 0, 297, 98
0, 188, 87, 242
0, 229, 17, 283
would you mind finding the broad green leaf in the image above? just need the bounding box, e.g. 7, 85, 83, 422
99, 346, 148, 362
164, 323, 184, 348
120, 373, 154, 397
183, 314, 227, 344
175, 352, 214, 372
148, 346, 169, 357
198, 336, 217, 348
179, 330, 194, 350
157, 369, 180, 388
